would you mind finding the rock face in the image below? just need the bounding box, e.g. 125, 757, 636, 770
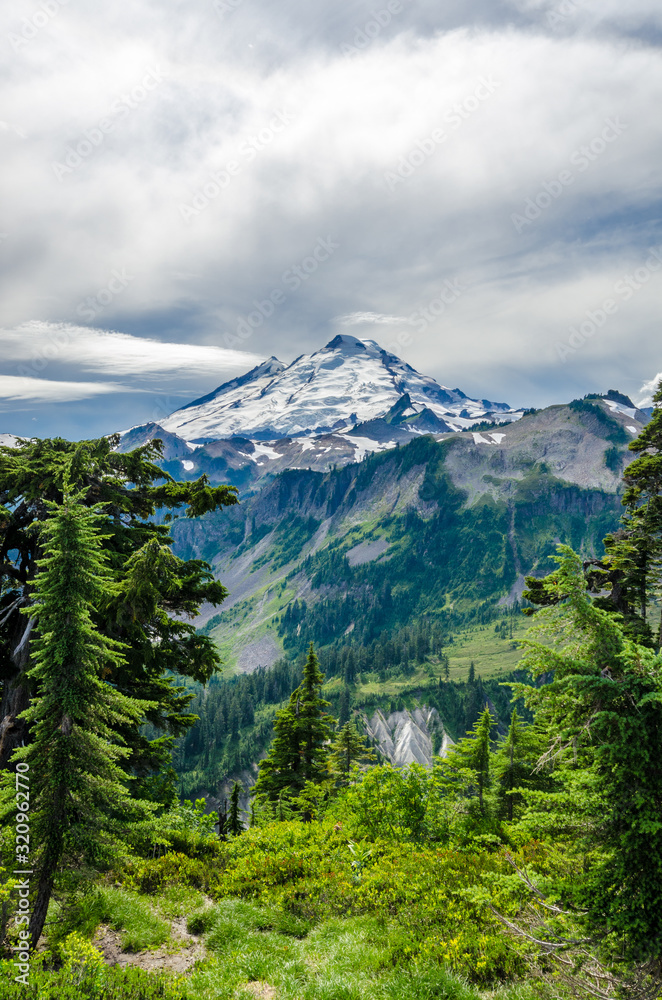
362, 706, 454, 767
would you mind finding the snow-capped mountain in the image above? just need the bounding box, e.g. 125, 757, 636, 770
159, 335, 517, 443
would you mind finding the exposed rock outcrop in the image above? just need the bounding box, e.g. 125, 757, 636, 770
362, 706, 453, 767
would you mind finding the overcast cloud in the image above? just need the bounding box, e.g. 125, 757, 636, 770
1, 0, 661, 437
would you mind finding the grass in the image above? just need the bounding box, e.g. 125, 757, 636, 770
49, 886, 170, 953
350, 618, 530, 705
188, 901, 487, 1000
443, 618, 530, 681
184, 899, 554, 1000
30, 884, 559, 1000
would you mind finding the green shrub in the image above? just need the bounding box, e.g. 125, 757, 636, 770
123, 852, 221, 894
178, 819, 528, 984
0, 960, 190, 999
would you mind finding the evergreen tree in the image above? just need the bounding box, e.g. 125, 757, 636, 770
446, 706, 493, 815
0, 435, 236, 792
329, 719, 376, 779
227, 781, 244, 836
529, 383, 662, 648
621, 378, 662, 647
492, 708, 549, 822
338, 685, 350, 726
5, 488, 153, 949
254, 643, 335, 803
515, 545, 662, 961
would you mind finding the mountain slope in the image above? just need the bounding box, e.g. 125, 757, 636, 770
170, 395, 643, 674
157, 335, 517, 442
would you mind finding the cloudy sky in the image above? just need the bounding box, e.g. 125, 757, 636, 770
1, 0, 661, 438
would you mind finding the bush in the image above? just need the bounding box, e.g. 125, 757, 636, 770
0, 960, 190, 999
178, 818, 528, 984
123, 852, 221, 895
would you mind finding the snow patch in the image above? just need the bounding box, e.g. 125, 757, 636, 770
252, 443, 281, 460
604, 399, 638, 419
181, 460, 194, 471
627, 425, 638, 434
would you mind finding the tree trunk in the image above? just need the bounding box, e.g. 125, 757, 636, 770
28, 867, 56, 952
28, 786, 64, 951
0, 619, 33, 769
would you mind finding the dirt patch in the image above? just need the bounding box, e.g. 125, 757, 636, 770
94, 915, 204, 975
242, 982, 276, 999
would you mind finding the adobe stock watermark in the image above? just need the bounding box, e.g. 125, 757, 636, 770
556, 247, 662, 362
383, 278, 466, 354
512, 117, 627, 233
16, 325, 74, 378
8, 0, 69, 54
179, 108, 296, 222
384, 78, 500, 191
52, 68, 164, 180
76, 267, 135, 322
340, 0, 413, 57
221, 236, 339, 349
13, 762, 31, 986
212, 0, 246, 14
546, 0, 585, 29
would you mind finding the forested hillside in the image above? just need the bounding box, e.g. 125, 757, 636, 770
172, 398, 637, 680
168, 397, 639, 796
2, 386, 661, 1000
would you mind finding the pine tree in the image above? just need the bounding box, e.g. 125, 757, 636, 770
621, 378, 662, 647
329, 719, 375, 779
0, 435, 236, 788
446, 706, 493, 815
338, 685, 350, 726
254, 644, 335, 803
227, 781, 244, 836
6, 487, 153, 949
492, 708, 549, 822
515, 545, 662, 961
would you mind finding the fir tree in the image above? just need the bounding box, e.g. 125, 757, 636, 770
492, 708, 549, 822
0, 435, 236, 792
338, 685, 350, 726
515, 545, 662, 961
329, 719, 376, 779
446, 706, 493, 815
621, 378, 662, 647
254, 643, 335, 803
6, 487, 153, 949
227, 781, 244, 836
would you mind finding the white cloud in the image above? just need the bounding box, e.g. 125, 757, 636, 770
0, 322, 264, 379
0, 0, 660, 431
638, 372, 662, 407
0, 375, 134, 403
337, 312, 412, 326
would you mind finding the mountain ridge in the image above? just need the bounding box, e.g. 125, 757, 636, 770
155, 335, 519, 443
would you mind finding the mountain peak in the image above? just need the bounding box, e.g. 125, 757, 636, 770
324, 334, 382, 354
160, 337, 514, 442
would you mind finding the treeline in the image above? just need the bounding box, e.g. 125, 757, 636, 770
175, 627, 528, 795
